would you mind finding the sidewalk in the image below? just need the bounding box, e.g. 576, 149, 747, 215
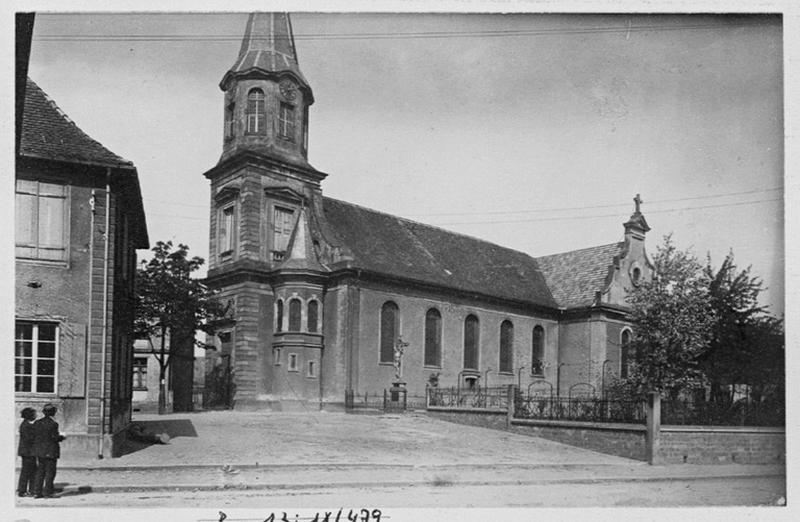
31, 410, 784, 495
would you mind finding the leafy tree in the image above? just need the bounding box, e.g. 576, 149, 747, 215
623, 235, 716, 397
134, 241, 227, 414
700, 253, 784, 405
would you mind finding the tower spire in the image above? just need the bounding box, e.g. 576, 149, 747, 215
220, 12, 312, 102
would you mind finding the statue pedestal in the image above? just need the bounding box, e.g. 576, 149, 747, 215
385, 381, 408, 412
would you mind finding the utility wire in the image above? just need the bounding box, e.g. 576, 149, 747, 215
146, 196, 781, 224
144, 186, 783, 215
33, 20, 775, 42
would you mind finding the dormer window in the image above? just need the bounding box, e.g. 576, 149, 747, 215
279, 102, 295, 141
246, 88, 266, 134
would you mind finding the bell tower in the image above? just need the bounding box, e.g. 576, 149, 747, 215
203, 13, 333, 410
219, 12, 313, 169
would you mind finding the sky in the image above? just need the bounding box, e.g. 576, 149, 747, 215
23, 9, 786, 315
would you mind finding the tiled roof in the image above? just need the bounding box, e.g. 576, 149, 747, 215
321, 198, 558, 308
20, 78, 133, 168
536, 242, 624, 308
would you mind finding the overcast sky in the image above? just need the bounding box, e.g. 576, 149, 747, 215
25, 10, 785, 315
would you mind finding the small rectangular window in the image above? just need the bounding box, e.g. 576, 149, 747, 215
15, 321, 58, 394
15, 180, 68, 261
133, 357, 148, 390
288, 353, 298, 372
307, 360, 316, 378
273, 347, 282, 365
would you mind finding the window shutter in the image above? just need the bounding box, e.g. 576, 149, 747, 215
58, 322, 87, 397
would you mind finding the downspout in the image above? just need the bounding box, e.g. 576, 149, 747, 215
98, 169, 111, 458
85, 189, 96, 429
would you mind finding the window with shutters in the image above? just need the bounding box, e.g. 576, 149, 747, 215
499, 320, 514, 374
272, 206, 294, 261
15, 321, 57, 394
380, 302, 399, 364
531, 325, 545, 376
424, 308, 442, 367
246, 88, 266, 134
15, 180, 68, 262
133, 357, 148, 391
463, 315, 479, 370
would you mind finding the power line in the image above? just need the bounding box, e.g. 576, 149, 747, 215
429, 197, 782, 226
33, 20, 775, 42
145, 196, 781, 225
144, 186, 783, 216
405, 186, 783, 218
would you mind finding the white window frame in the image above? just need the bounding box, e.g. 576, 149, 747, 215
278, 102, 295, 141
15, 321, 59, 395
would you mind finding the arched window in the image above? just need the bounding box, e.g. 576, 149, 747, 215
246, 88, 266, 134
380, 302, 398, 364
620, 329, 632, 378
531, 325, 544, 375
288, 298, 302, 332
424, 308, 442, 367
307, 300, 319, 333
463, 315, 479, 370
275, 299, 284, 332
499, 320, 514, 373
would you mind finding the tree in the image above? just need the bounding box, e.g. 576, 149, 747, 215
134, 241, 227, 414
700, 252, 784, 405
622, 235, 716, 397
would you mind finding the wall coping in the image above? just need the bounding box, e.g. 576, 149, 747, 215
511, 418, 647, 432
661, 425, 785, 434
427, 406, 506, 415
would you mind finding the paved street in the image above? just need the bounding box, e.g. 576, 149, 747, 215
13, 410, 787, 512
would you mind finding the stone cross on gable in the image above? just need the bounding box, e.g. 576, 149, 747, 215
634, 193, 643, 214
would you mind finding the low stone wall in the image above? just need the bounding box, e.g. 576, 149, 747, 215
427, 407, 508, 431
658, 426, 785, 464
510, 419, 646, 461
427, 407, 646, 460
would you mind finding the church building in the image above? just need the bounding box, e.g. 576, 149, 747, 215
203, 13, 653, 410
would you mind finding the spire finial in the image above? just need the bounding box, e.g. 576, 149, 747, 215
633, 193, 643, 214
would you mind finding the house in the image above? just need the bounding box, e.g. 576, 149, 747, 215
132, 336, 207, 412
15, 77, 149, 457
202, 13, 653, 410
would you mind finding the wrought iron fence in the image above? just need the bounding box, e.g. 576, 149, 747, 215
514, 394, 646, 424
661, 397, 785, 427
427, 386, 510, 410
345, 389, 428, 411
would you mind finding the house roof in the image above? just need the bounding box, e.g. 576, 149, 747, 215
536, 242, 624, 308
20, 78, 134, 168
321, 197, 558, 308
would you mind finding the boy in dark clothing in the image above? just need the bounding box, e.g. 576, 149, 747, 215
32, 403, 65, 499
17, 407, 38, 497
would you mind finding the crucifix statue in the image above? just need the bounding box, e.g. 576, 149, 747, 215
393, 336, 409, 380
633, 193, 643, 214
